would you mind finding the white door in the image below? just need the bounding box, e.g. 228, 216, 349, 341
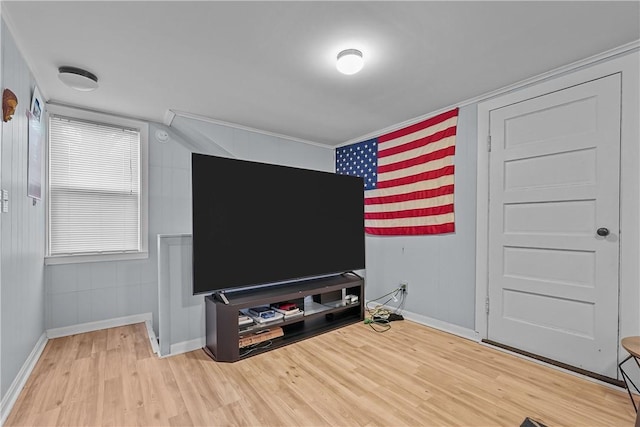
487, 74, 621, 378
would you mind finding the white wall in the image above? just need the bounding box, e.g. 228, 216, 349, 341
364, 105, 477, 330
0, 21, 46, 399
45, 116, 334, 335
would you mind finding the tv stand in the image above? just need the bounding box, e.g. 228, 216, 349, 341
204, 274, 364, 362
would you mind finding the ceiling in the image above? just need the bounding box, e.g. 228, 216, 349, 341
3, 1, 639, 146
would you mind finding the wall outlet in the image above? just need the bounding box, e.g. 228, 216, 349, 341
400, 281, 408, 294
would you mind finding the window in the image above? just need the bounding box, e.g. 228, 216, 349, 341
46, 105, 148, 264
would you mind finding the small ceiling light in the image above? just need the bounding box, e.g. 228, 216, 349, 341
336, 49, 364, 75
58, 66, 99, 91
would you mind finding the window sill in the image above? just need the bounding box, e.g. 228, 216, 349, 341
45, 251, 149, 265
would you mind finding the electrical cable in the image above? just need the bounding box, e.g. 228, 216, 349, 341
367, 318, 391, 333
366, 288, 403, 314
364, 286, 405, 333
239, 340, 273, 357
395, 291, 406, 315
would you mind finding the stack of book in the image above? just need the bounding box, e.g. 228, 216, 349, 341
271, 302, 304, 320
239, 312, 254, 327
239, 327, 283, 348
245, 306, 284, 324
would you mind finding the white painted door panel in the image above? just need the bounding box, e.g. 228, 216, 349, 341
488, 74, 621, 378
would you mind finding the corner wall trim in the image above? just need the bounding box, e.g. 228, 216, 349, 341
168, 109, 328, 148
46, 313, 153, 339
145, 319, 160, 356
166, 337, 206, 358
0, 333, 48, 425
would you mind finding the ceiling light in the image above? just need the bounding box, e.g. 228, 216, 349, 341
336, 49, 364, 75
58, 66, 99, 91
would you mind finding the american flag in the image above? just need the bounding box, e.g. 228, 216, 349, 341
336, 108, 458, 235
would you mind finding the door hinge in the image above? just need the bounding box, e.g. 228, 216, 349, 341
487, 135, 492, 152
485, 296, 490, 314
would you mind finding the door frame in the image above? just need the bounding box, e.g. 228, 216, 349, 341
475, 50, 640, 368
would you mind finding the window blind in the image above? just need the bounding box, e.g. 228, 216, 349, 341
48, 115, 141, 256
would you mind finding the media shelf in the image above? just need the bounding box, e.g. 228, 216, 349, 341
204, 274, 364, 362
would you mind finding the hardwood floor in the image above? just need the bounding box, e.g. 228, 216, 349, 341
5, 320, 637, 426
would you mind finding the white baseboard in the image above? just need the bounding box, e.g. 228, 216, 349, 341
373, 303, 479, 341
1, 333, 48, 426
46, 313, 153, 339
401, 310, 479, 341
166, 337, 205, 358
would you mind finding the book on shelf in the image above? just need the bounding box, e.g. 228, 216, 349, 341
239, 313, 254, 327
251, 312, 284, 324
283, 310, 304, 320
271, 302, 304, 317
239, 327, 284, 348
247, 306, 276, 319
272, 306, 300, 315
272, 302, 297, 311
241, 308, 284, 324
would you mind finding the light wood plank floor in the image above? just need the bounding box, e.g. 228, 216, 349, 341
5, 321, 637, 426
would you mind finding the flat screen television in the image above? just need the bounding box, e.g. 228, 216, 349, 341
191, 153, 365, 295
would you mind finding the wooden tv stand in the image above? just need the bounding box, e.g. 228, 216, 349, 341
204, 274, 364, 362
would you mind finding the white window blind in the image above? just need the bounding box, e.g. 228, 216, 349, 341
48, 115, 141, 256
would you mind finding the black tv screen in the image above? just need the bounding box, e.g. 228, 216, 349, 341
192, 153, 365, 295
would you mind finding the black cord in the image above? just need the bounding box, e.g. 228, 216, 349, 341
239, 340, 273, 357
366, 289, 402, 314
365, 287, 405, 333
368, 319, 391, 333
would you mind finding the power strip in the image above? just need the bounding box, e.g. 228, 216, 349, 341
387, 313, 404, 322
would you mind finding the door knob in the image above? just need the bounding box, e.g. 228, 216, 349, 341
596, 227, 610, 237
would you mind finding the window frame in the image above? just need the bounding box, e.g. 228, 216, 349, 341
45, 104, 149, 265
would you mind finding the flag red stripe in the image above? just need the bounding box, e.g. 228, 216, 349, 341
365, 184, 453, 205
378, 146, 456, 174
378, 108, 459, 143
365, 222, 455, 235
365, 203, 454, 220
376, 165, 454, 190
378, 126, 457, 158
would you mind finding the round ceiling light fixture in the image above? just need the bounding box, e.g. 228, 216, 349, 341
58, 66, 99, 91
336, 49, 364, 75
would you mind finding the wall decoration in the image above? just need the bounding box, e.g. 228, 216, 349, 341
336, 108, 459, 236
2, 88, 18, 122
30, 86, 43, 123
27, 110, 43, 200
